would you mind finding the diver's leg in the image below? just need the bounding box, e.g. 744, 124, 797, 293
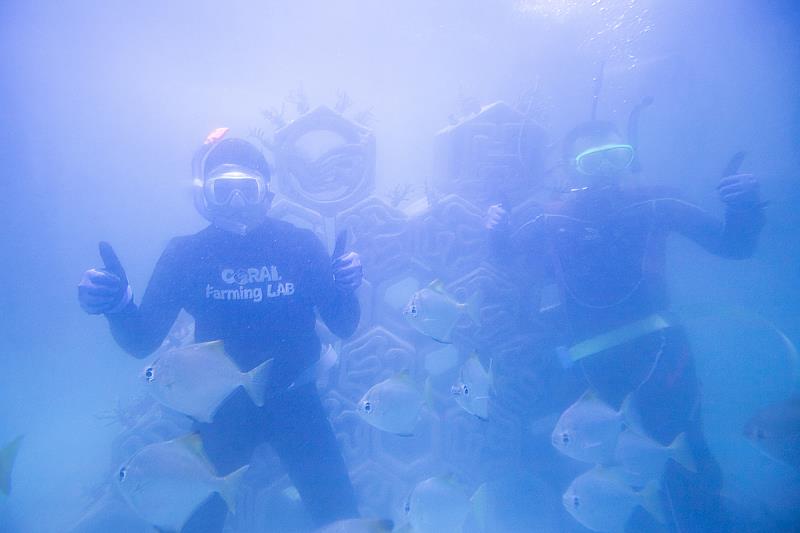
632, 328, 726, 532
182, 389, 266, 533
267, 383, 359, 527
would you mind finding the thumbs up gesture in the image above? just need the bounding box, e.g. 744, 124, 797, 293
331, 230, 362, 293
77, 242, 133, 315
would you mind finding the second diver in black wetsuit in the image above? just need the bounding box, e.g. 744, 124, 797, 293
487, 120, 765, 531
78, 128, 364, 532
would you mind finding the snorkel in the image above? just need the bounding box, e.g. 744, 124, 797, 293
563, 62, 653, 191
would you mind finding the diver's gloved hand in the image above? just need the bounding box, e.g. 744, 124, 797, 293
485, 204, 510, 231
717, 173, 761, 210
78, 242, 133, 315
332, 251, 363, 293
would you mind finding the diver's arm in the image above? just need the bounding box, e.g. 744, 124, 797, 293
106, 240, 185, 358
657, 195, 765, 259
310, 235, 361, 339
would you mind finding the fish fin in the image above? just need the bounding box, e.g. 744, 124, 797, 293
470, 482, 489, 532
431, 336, 453, 344
175, 433, 210, 461
0, 435, 23, 496
639, 479, 666, 524
193, 410, 216, 424
244, 358, 274, 407
395, 432, 415, 437
619, 393, 646, 435
427, 279, 446, 293
282, 484, 301, 502
219, 464, 249, 514
668, 432, 697, 473
463, 291, 482, 326
196, 340, 226, 353
289, 345, 338, 391
579, 388, 600, 402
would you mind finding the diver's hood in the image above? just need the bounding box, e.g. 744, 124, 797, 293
191, 130, 272, 235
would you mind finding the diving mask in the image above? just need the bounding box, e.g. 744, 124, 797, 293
575, 144, 635, 176
203, 167, 269, 206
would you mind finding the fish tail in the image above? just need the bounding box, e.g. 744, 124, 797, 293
244, 358, 274, 407
668, 432, 697, 473
462, 291, 482, 326
640, 479, 666, 524
0, 435, 23, 496
619, 393, 645, 434
219, 464, 249, 514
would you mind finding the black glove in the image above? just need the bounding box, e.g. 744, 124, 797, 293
717, 173, 761, 210
78, 242, 132, 315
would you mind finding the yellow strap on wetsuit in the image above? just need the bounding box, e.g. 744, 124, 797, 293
567, 313, 672, 363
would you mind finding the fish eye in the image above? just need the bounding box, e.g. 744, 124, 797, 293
561, 432, 570, 445
410, 305, 417, 317
363, 401, 372, 413
404, 500, 411, 514
118, 467, 127, 482
573, 495, 580, 508
463, 385, 469, 396
144, 367, 154, 382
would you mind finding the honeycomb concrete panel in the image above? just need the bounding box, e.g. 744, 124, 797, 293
336, 195, 413, 285
273, 106, 376, 216
433, 101, 546, 210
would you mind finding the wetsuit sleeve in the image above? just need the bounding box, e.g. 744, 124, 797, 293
105, 239, 186, 358
656, 198, 765, 259
307, 234, 360, 339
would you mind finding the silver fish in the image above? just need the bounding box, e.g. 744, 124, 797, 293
403, 280, 481, 343
615, 429, 696, 478
116, 433, 248, 531
357, 373, 424, 436
551, 390, 634, 464
313, 518, 394, 533
451, 354, 493, 420
143, 340, 272, 423
404, 475, 471, 533
563, 466, 664, 533
743, 395, 800, 469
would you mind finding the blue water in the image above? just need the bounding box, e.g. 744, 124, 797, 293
1, 1, 799, 531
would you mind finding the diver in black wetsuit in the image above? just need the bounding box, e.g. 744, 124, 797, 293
78, 128, 363, 532
487, 120, 765, 531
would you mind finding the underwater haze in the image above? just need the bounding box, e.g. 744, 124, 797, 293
1, 0, 799, 532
